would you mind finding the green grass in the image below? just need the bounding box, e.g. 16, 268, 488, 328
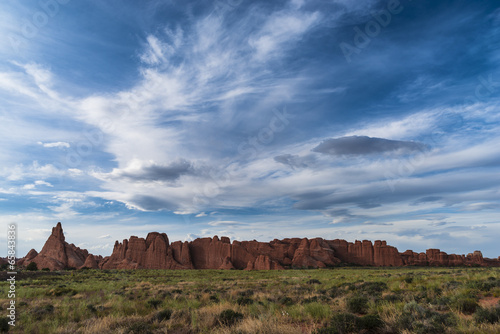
0, 267, 499, 333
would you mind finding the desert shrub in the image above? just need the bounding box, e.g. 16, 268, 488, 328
431, 296, 451, 311
87, 304, 97, 313
31, 304, 54, 320
304, 302, 331, 320
209, 295, 219, 303
236, 296, 253, 305
307, 279, 322, 285
466, 280, 496, 291
238, 289, 254, 297
396, 301, 457, 334
358, 314, 384, 333
217, 309, 244, 326
403, 276, 413, 284
41, 268, 50, 271
329, 287, 341, 298
46, 286, 77, 297
347, 295, 369, 314
125, 321, 153, 334
383, 293, 402, 303
474, 307, 500, 324
171, 289, 182, 294
0, 317, 9, 332
450, 296, 479, 314
26, 262, 38, 271
359, 282, 387, 295
302, 296, 319, 304
278, 296, 293, 306
152, 309, 173, 322
146, 298, 162, 309
314, 313, 359, 334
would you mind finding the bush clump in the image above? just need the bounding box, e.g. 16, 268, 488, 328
125, 321, 153, 334
152, 309, 173, 322
358, 314, 384, 332
346, 296, 369, 314
0, 317, 9, 333
313, 313, 358, 334
146, 299, 162, 309
474, 307, 500, 324
26, 262, 38, 271
236, 296, 253, 305
217, 309, 244, 326
397, 301, 457, 333
450, 296, 479, 314
31, 304, 55, 320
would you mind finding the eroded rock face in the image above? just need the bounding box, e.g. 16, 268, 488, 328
24, 223, 90, 270
23, 223, 500, 270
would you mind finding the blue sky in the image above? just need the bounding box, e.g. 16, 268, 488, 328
1, 0, 500, 258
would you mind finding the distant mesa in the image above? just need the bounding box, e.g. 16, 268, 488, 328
20, 223, 500, 270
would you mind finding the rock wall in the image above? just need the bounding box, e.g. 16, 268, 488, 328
22, 223, 500, 270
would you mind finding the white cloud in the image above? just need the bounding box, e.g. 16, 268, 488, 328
38, 141, 70, 148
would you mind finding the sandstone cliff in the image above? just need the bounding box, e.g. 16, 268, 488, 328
22, 223, 500, 270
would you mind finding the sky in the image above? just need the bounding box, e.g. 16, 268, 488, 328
1, 0, 500, 258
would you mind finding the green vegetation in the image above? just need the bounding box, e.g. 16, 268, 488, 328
25, 262, 38, 271
0, 267, 499, 333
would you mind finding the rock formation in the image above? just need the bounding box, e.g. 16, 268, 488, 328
22, 222, 98, 270
21, 223, 500, 270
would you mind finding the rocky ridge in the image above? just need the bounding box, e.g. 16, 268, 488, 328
20, 223, 500, 270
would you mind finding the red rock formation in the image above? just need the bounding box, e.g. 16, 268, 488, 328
24, 222, 90, 270
21, 222, 500, 270
80, 254, 99, 269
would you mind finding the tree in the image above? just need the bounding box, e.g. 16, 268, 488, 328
26, 262, 38, 271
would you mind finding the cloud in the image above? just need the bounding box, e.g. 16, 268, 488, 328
207, 220, 246, 227
195, 212, 207, 217
312, 136, 427, 156
125, 195, 177, 211
94, 159, 193, 183
274, 154, 314, 169
37, 141, 70, 148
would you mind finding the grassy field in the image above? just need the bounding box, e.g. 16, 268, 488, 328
0, 267, 499, 333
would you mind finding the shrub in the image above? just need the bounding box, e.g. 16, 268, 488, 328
359, 282, 387, 295
397, 301, 457, 333
346, 296, 369, 314
236, 296, 253, 305
278, 296, 293, 306
403, 276, 413, 284
474, 307, 500, 324
26, 262, 38, 271
315, 313, 359, 334
146, 299, 162, 309
0, 317, 9, 332
217, 309, 244, 326
41, 268, 50, 271
125, 321, 153, 334
31, 304, 54, 320
358, 314, 384, 333
307, 279, 322, 285
87, 304, 97, 313
46, 287, 77, 297
152, 309, 172, 322
304, 302, 331, 320
450, 296, 479, 314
